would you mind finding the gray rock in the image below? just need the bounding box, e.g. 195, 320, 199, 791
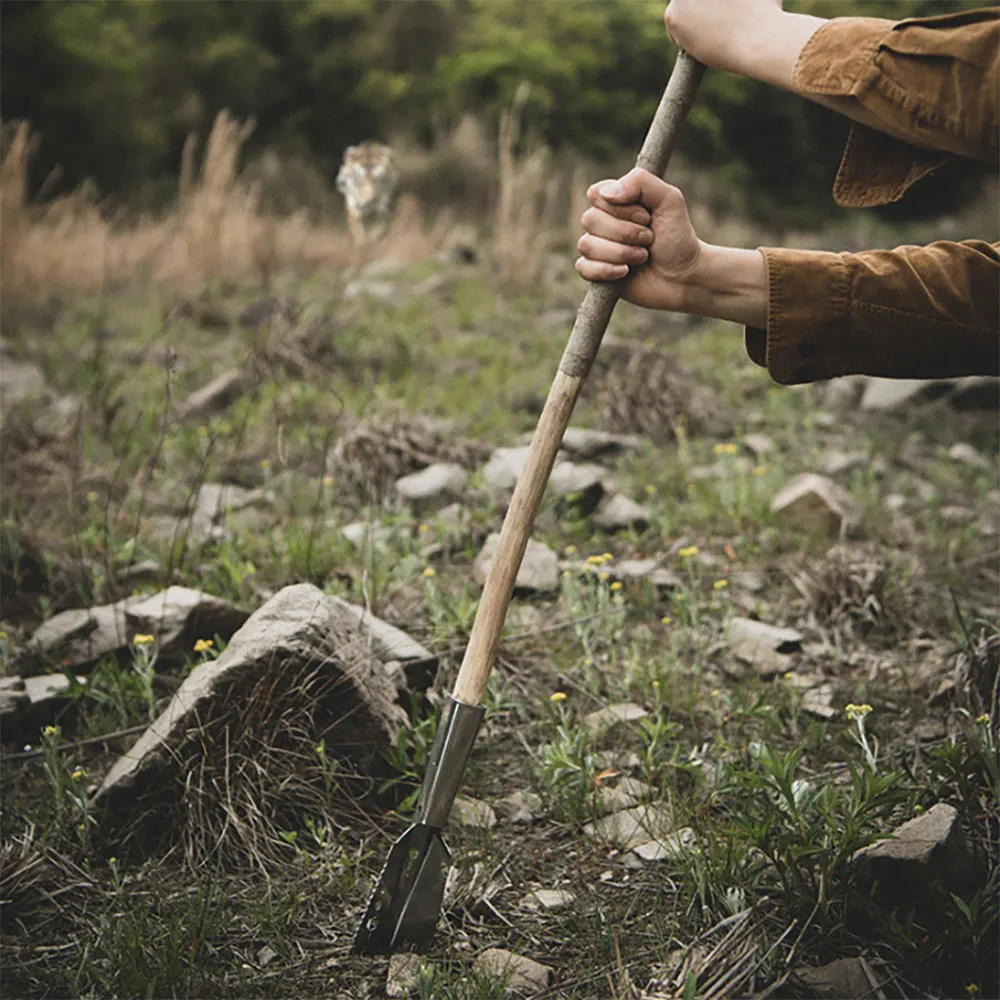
29, 601, 134, 670
521, 888, 576, 911
125, 586, 248, 662
583, 702, 648, 735
771, 473, 860, 535
742, 433, 773, 456
883, 493, 906, 513
801, 683, 836, 720
548, 462, 605, 515
182, 482, 274, 544
481, 447, 532, 490
0, 677, 28, 725
394, 463, 468, 509
630, 827, 696, 863
495, 789, 542, 824
728, 618, 803, 652
821, 449, 869, 476
473, 534, 559, 593
948, 442, 989, 469
474, 949, 552, 994
860, 378, 929, 412
612, 559, 682, 589
598, 776, 649, 812
23, 674, 75, 702
177, 368, 249, 420
793, 958, 881, 999
594, 494, 650, 531
386, 953, 423, 998
452, 796, 497, 829
122, 559, 163, 584
94, 584, 411, 810
584, 803, 673, 849
1, 359, 46, 408
35, 395, 82, 438
850, 803, 975, 899
341, 521, 393, 549
560, 427, 644, 460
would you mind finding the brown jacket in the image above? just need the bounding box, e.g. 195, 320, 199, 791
745, 8, 999, 384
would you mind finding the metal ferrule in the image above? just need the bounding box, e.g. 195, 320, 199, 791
415, 696, 485, 830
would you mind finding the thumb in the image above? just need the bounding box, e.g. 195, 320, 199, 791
597, 168, 678, 213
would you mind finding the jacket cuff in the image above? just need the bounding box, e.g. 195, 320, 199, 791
744, 248, 852, 385
792, 17, 949, 207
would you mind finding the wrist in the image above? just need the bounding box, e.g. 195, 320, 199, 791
680, 243, 768, 328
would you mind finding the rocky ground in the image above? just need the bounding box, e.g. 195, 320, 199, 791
1, 250, 997, 999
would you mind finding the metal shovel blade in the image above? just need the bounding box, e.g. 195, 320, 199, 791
352, 821, 450, 954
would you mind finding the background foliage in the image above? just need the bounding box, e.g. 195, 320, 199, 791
0, 0, 988, 223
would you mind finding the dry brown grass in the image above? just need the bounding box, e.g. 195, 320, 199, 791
1, 113, 446, 310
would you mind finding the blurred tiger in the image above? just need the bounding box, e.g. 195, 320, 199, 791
336, 141, 398, 244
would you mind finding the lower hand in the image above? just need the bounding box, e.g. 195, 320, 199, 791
575, 167, 703, 313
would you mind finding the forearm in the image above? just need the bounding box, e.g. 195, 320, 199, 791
681, 244, 768, 328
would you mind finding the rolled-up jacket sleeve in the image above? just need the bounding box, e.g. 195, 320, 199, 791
744, 9, 1000, 384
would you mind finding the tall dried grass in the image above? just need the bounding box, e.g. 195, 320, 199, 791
1, 112, 444, 309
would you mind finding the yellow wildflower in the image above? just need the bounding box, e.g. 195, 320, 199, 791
565, 545, 577, 555
612, 595, 625, 606
713, 443, 738, 456
660, 616, 672, 625
260, 459, 271, 470
976, 714, 990, 724
193, 638, 214, 654
652, 679, 660, 689
610, 581, 623, 592
0, 630, 6, 641
418, 523, 429, 533
132, 634, 155, 646
422, 567, 436, 578
783, 671, 795, 681
713, 579, 728, 590
645, 484, 655, 495
601, 553, 613, 563
322, 475, 334, 488
43, 725, 58, 737
598, 572, 610, 582
678, 546, 698, 559
550, 692, 567, 703
71, 767, 86, 782
966, 985, 980, 997
845, 703, 873, 721
586, 555, 603, 565
87, 491, 99, 503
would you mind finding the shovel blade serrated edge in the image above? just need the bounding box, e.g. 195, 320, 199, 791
352, 823, 450, 954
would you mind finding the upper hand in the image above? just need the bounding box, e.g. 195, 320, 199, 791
575, 167, 703, 314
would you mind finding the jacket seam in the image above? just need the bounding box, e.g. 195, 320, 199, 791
853, 299, 994, 335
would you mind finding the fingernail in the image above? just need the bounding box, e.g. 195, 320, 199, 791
637, 229, 653, 245
598, 181, 624, 199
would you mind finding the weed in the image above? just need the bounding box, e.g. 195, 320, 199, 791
537, 697, 599, 827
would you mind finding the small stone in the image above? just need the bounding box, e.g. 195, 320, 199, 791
474, 949, 552, 995
584, 803, 673, 849
948, 442, 989, 469
481, 447, 532, 490
474, 534, 559, 593
594, 495, 650, 531
824, 376, 865, 409
742, 433, 773, 456
452, 796, 497, 829
612, 559, 682, 589
177, 368, 249, 420
598, 776, 649, 812
560, 427, 644, 460
342, 521, 393, 549
631, 827, 695, 862
794, 957, 881, 999
583, 702, 648, 735
860, 377, 929, 412
821, 449, 869, 476
256, 944, 278, 969
343, 279, 398, 302
495, 790, 542, 824
940, 505, 975, 525
883, 493, 906, 513
122, 559, 163, 584
771, 473, 860, 535
386, 953, 423, 998
548, 462, 605, 515
394, 463, 468, 508
728, 618, 803, 652
521, 888, 576, 912
800, 683, 836, 720
730, 571, 764, 592
0, 359, 46, 408
23, 674, 74, 703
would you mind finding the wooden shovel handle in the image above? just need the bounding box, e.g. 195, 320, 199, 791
453, 52, 705, 706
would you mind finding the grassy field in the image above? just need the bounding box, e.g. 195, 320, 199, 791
1, 118, 998, 1000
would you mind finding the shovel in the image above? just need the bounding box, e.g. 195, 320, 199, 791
353, 50, 706, 956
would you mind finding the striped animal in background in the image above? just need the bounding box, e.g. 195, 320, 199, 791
336, 141, 398, 244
